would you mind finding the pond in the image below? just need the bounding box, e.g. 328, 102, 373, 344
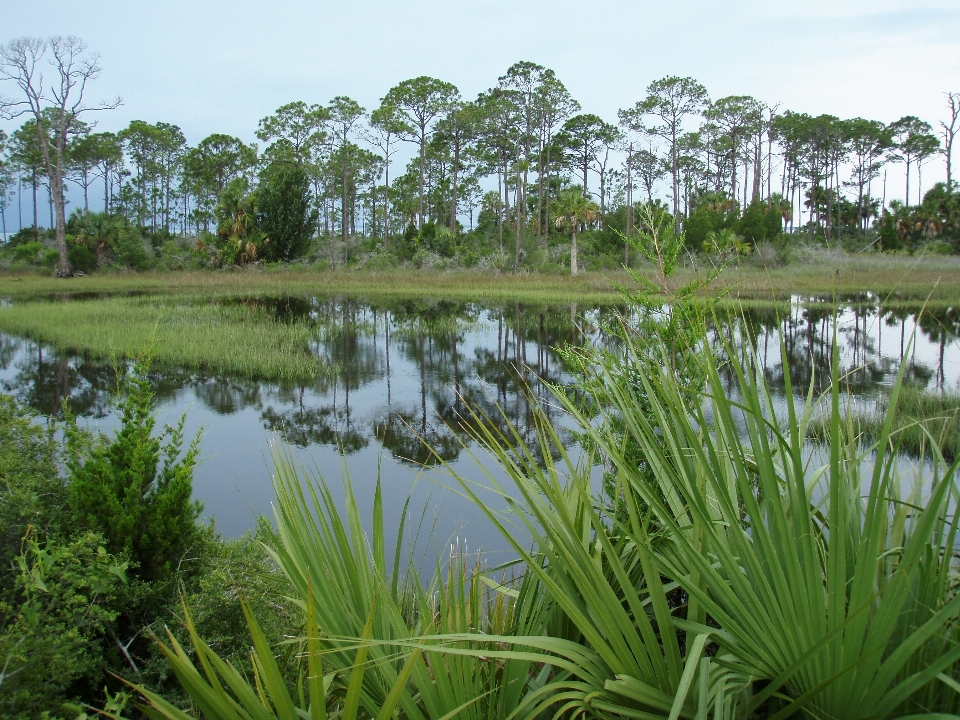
1, 294, 957, 561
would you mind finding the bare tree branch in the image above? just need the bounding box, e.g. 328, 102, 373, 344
0, 36, 120, 276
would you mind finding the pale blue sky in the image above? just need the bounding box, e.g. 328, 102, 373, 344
2, 0, 959, 219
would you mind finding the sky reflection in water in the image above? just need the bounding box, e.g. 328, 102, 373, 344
0, 295, 957, 561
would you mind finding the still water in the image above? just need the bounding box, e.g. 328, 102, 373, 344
1, 294, 957, 558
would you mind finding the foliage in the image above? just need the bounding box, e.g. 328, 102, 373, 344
0, 396, 129, 718
0, 396, 64, 596
3, 239, 59, 268
113, 230, 152, 270
683, 191, 736, 250
67, 242, 98, 272
886, 182, 960, 252
702, 227, 753, 259
178, 518, 302, 676
257, 164, 318, 263
811, 383, 960, 462
64, 356, 202, 584
552, 186, 598, 274
556, 323, 960, 717
110, 588, 415, 720
213, 177, 265, 265
0, 530, 128, 720
122, 305, 960, 719
735, 196, 784, 244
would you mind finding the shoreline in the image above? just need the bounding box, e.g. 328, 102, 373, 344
1, 258, 959, 307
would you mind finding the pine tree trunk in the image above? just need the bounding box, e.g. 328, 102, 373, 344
497, 166, 504, 253
570, 226, 578, 275
32, 170, 38, 241
515, 146, 522, 273
625, 144, 633, 267
450, 140, 459, 234
418, 127, 426, 229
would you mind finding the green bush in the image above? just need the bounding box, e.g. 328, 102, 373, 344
394, 222, 420, 261
68, 242, 98, 272
0, 396, 64, 589
459, 247, 479, 267
735, 197, 783, 244
157, 240, 190, 270
257, 165, 318, 263
364, 252, 398, 270
113, 230, 151, 270
411, 247, 432, 268
878, 213, 902, 252
10, 241, 47, 264
41, 248, 60, 268
428, 225, 457, 257
0, 531, 129, 720
923, 239, 955, 256
64, 358, 202, 584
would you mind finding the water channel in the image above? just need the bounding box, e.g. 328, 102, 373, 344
1, 294, 957, 561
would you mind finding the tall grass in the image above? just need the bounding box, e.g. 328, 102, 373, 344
0, 296, 330, 380
810, 385, 960, 462
112, 319, 960, 718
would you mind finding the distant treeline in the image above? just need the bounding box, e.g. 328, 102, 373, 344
2, 37, 959, 274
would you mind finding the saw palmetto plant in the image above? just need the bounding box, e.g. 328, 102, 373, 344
113, 316, 959, 719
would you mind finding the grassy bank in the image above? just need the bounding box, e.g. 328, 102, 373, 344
0, 296, 329, 381
2, 251, 960, 305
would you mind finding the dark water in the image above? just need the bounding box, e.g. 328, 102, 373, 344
1, 294, 957, 558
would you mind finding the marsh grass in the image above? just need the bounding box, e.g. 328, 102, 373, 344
811, 384, 960, 461
3, 252, 960, 305
0, 295, 330, 380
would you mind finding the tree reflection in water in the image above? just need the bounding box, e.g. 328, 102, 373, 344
1, 294, 956, 471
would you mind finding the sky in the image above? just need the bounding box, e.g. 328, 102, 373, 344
2, 0, 959, 225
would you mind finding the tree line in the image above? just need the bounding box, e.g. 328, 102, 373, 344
2, 36, 959, 276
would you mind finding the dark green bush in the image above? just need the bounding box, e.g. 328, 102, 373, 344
68, 242, 98, 272
64, 359, 202, 584
114, 230, 151, 270
0, 531, 129, 720
257, 165, 318, 263
10, 241, 47, 264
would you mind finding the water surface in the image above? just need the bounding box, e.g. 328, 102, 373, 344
1, 294, 956, 558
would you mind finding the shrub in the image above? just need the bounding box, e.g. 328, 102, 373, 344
923, 239, 955, 255
157, 240, 191, 271
64, 358, 202, 584
364, 252, 398, 270
0, 396, 64, 587
68, 242, 98, 272
10, 241, 47, 264
113, 230, 151, 270
411, 247, 432, 268
429, 225, 457, 257
0, 531, 129, 720
257, 165, 318, 262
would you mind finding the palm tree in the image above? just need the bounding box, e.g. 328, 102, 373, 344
553, 186, 598, 275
